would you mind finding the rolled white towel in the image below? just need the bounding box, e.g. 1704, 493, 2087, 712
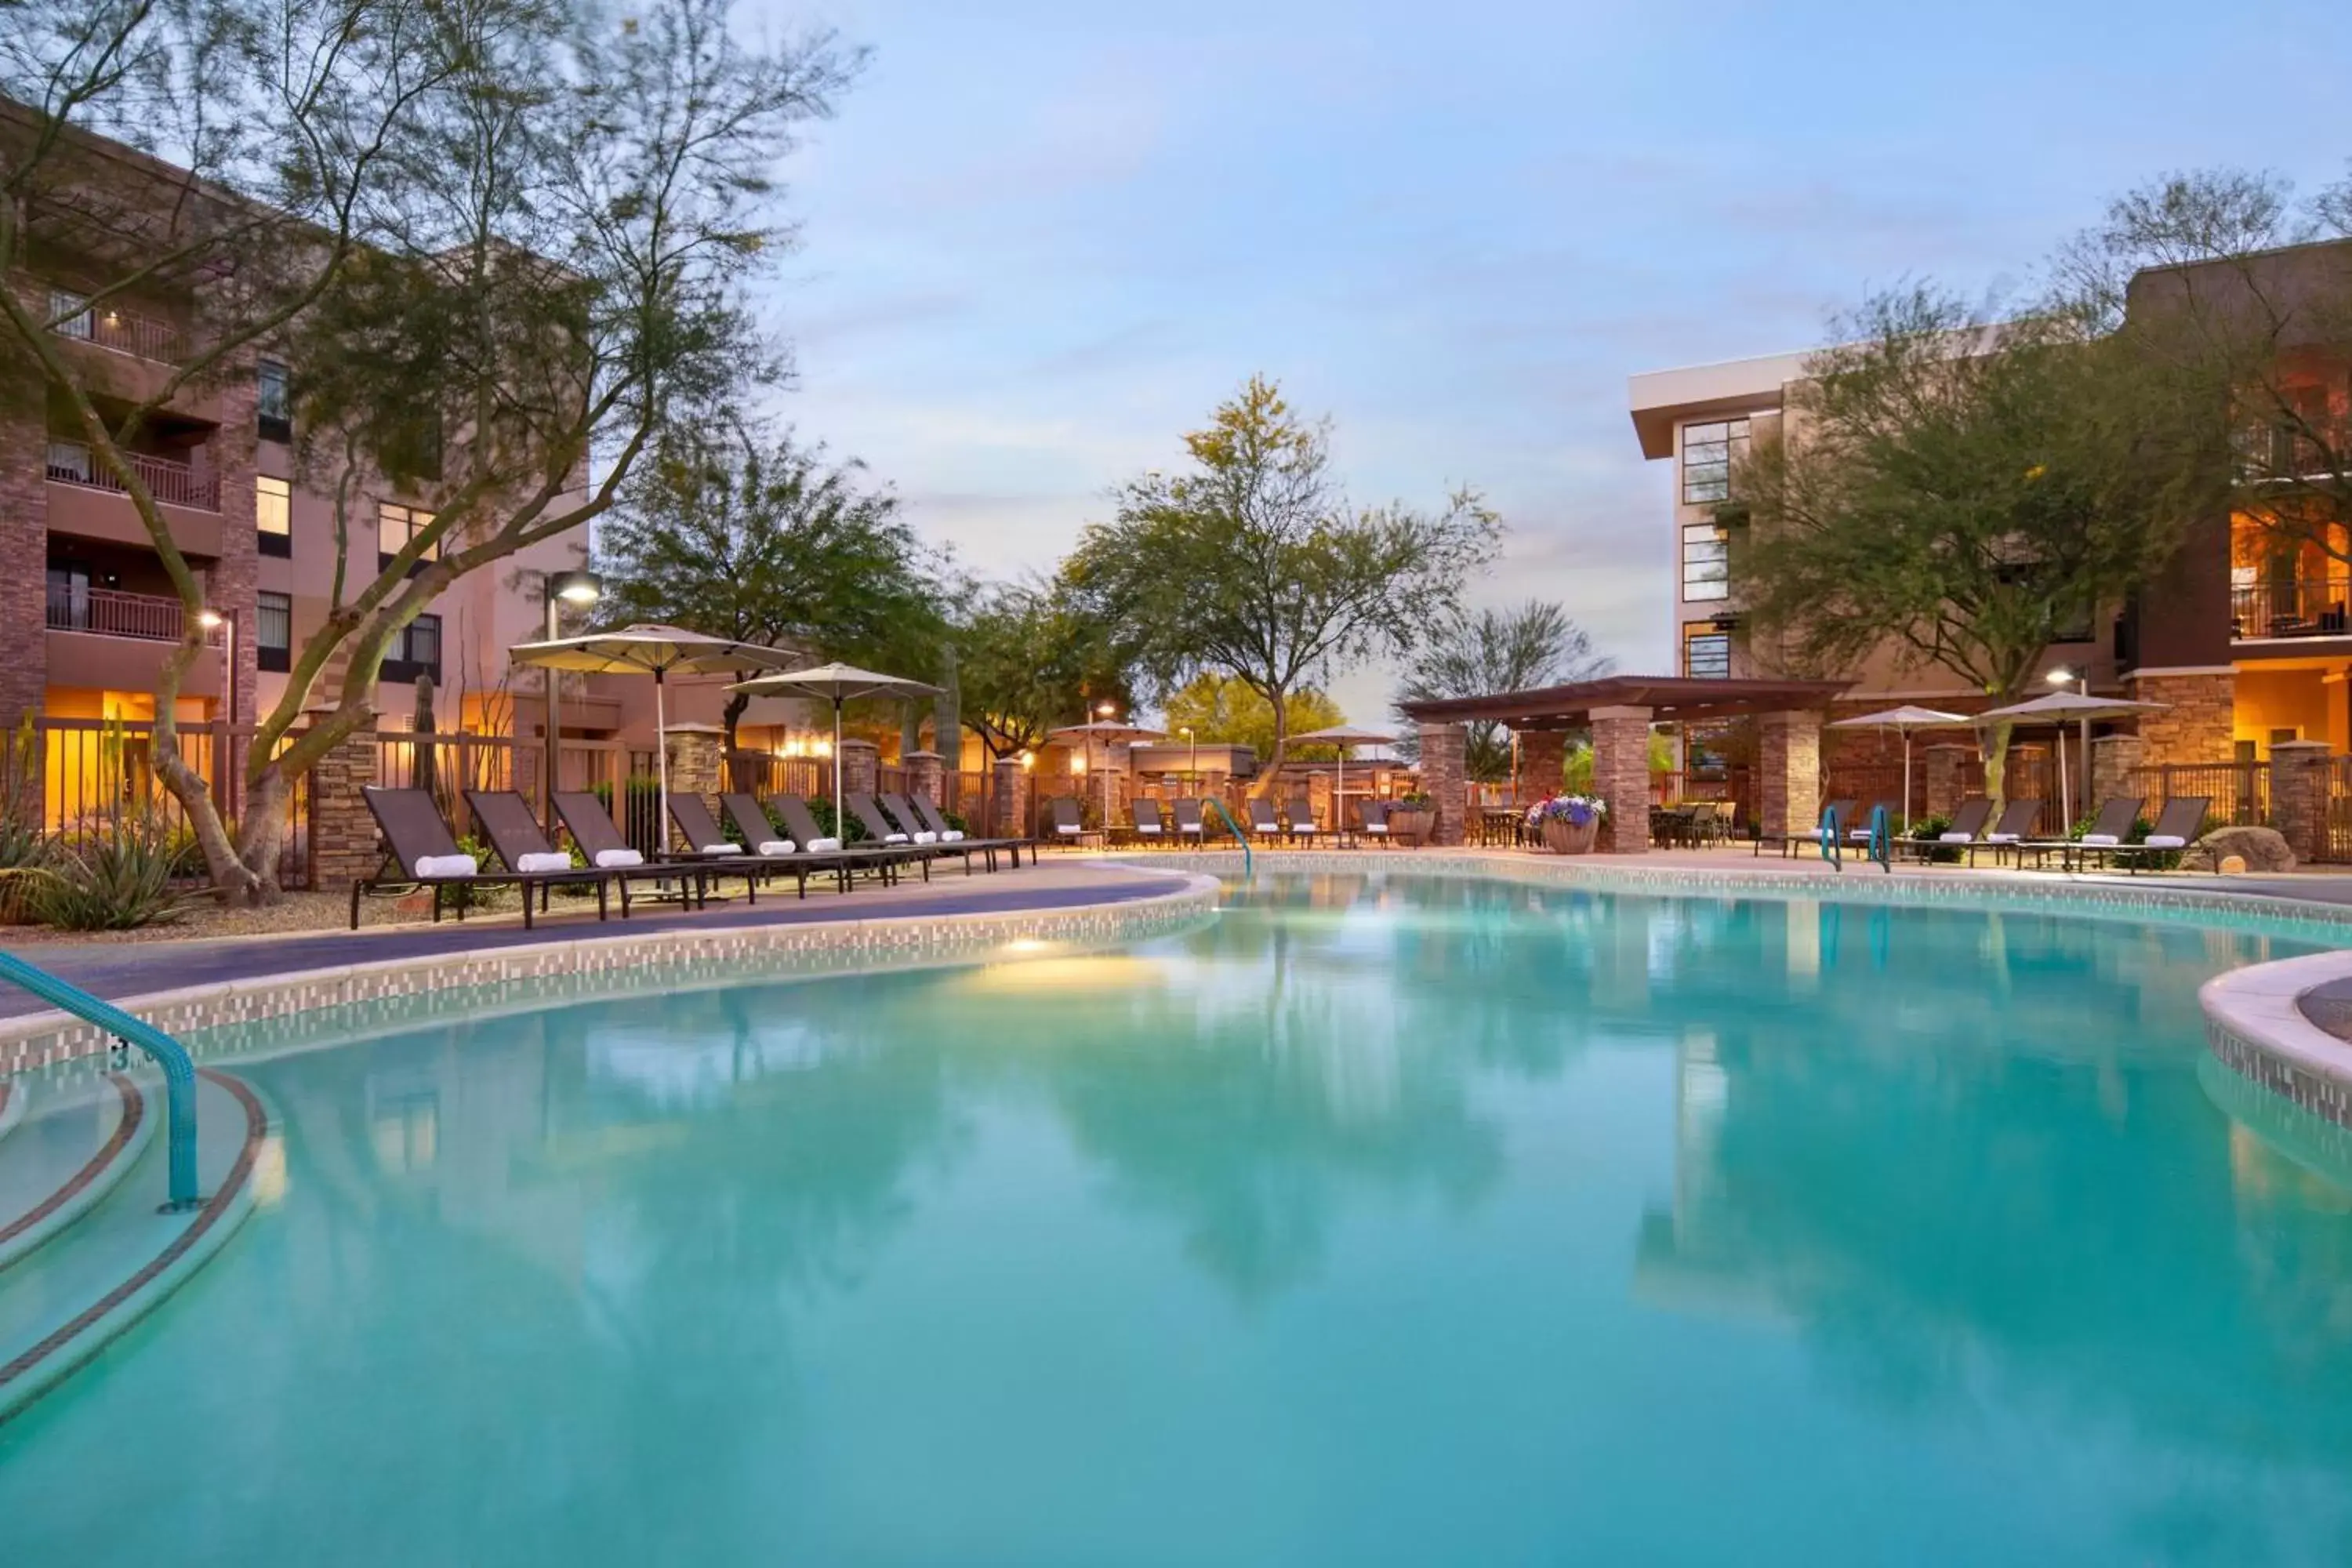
1055, 823, 1081, 836
1136, 822, 1161, 835
1985, 833, 2020, 844
2144, 833, 2187, 849
415, 853, 478, 879
913, 831, 939, 844
807, 837, 843, 853
1290, 822, 1315, 834
1365, 823, 1388, 834
1939, 832, 1973, 844
883, 832, 909, 844
2082, 833, 2121, 846
942, 829, 966, 842
699, 843, 735, 856
517, 851, 572, 874
758, 840, 796, 857
594, 848, 644, 869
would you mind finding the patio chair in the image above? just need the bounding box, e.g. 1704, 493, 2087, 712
1127, 798, 1171, 847
551, 791, 731, 907
352, 786, 608, 931
900, 793, 1033, 869
670, 793, 840, 901
1755, 799, 1857, 858
2015, 796, 2143, 871
1962, 798, 2044, 867
1171, 797, 1208, 847
467, 789, 684, 917
1046, 796, 1098, 848
1683, 800, 1729, 848
774, 795, 920, 885
2071, 796, 2210, 875
1284, 797, 1323, 844
1902, 797, 1991, 862
1845, 799, 1900, 847
1356, 799, 1392, 846
847, 793, 949, 872
1245, 797, 1285, 841
719, 793, 862, 894
874, 792, 981, 874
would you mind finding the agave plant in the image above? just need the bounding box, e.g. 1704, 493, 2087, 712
28, 814, 198, 931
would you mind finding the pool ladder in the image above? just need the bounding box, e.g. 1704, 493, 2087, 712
0, 949, 204, 1210
1204, 797, 1252, 877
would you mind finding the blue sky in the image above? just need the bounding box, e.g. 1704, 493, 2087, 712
748, 0, 2352, 724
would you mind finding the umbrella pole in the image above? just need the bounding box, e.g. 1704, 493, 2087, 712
1902, 734, 1911, 833
833, 698, 844, 833
655, 670, 670, 852
2057, 728, 2071, 830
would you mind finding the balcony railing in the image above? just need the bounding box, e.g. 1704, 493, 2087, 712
45, 586, 227, 646
2233, 578, 2352, 641
45, 291, 184, 364
45, 439, 221, 512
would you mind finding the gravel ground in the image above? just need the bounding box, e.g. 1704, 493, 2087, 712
0, 884, 568, 946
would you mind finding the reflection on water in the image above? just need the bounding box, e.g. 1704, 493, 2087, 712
4, 875, 2352, 1566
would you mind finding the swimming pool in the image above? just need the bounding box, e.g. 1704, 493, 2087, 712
5, 872, 2352, 1565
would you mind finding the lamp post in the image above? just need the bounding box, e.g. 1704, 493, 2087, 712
198, 608, 235, 816
543, 570, 604, 831
1181, 725, 1196, 789
2047, 666, 2090, 826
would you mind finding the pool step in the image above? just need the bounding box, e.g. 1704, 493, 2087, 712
0, 1070, 270, 1422
0, 1073, 154, 1275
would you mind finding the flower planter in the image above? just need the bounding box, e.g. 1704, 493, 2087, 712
1541, 818, 1599, 855
1387, 806, 1436, 846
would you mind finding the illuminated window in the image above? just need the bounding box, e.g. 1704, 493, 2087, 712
1682, 523, 1729, 602
378, 502, 438, 568
1682, 622, 1731, 679
1681, 418, 1750, 505
383, 612, 441, 681
256, 590, 292, 673
257, 475, 291, 557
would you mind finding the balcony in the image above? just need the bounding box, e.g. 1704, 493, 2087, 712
45, 586, 227, 646
46, 439, 221, 513
45, 291, 184, 365
2233, 578, 2352, 641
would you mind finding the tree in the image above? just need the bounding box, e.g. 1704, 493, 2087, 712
0, 0, 861, 900
1160, 675, 1344, 764
1733, 285, 2218, 797
596, 426, 942, 749
2060, 168, 2352, 578
1062, 376, 1501, 784
1392, 600, 1614, 781
953, 582, 1131, 761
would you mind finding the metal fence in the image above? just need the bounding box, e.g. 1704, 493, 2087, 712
2131, 760, 2270, 830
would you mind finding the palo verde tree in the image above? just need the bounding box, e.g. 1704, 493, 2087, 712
1062, 376, 1501, 783
596, 424, 942, 750
1733, 285, 2222, 798
1392, 599, 1613, 781
1160, 674, 1344, 764
952, 580, 1131, 762
0, 0, 861, 901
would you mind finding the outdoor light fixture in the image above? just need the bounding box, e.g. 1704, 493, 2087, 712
550, 569, 604, 607
1096, 701, 1116, 719
198, 610, 238, 810
538, 569, 606, 831
2045, 668, 2074, 686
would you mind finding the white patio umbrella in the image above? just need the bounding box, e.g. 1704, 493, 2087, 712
1047, 719, 1167, 831
1975, 690, 2171, 829
510, 624, 793, 838
728, 662, 942, 822
1827, 706, 1971, 830
1289, 722, 1398, 828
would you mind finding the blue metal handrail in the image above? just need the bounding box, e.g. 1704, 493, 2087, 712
1204, 798, 1253, 877
1818, 804, 1843, 871
1867, 804, 1893, 873
0, 950, 202, 1211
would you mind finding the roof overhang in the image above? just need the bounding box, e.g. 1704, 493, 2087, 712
1399, 675, 1853, 728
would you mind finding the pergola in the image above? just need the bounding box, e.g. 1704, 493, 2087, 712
1398, 674, 1852, 852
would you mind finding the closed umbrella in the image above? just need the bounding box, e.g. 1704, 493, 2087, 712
1288, 722, 1397, 830
730, 662, 943, 826
1827, 706, 1970, 830
1047, 720, 1167, 833
510, 624, 793, 840
1976, 690, 2170, 830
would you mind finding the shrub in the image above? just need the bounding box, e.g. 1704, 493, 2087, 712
1907, 814, 1964, 864
27, 815, 198, 931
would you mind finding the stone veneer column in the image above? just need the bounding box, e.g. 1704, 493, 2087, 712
1517, 729, 1567, 801
1758, 710, 1823, 841
2130, 668, 2236, 765
1589, 706, 1653, 853
1415, 722, 1467, 846
992, 756, 1025, 838
837, 738, 879, 800
0, 408, 49, 799
905, 750, 945, 808
1922, 744, 1969, 818
2089, 733, 2143, 814
2269, 739, 2332, 865
666, 723, 724, 800
309, 724, 381, 889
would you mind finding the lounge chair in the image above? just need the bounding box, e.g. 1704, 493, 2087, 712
1245, 797, 1285, 841
1357, 799, 1392, 846
2071, 796, 2209, 874
1284, 797, 1323, 844
467, 789, 687, 916
1121, 798, 1171, 847
1902, 797, 1991, 862
1963, 798, 2044, 867
1845, 798, 1899, 846
550, 791, 724, 906
670, 793, 851, 901
720, 793, 859, 894
1754, 799, 1858, 858
871, 793, 979, 873
353, 786, 609, 931
1046, 796, 1098, 848
899, 793, 1032, 869
2017, 796, 2143, 871
1170, 797, 1208, 847
774, 795, 921, 884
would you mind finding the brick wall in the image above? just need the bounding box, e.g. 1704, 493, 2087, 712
1415, 722, 1467, 845
0, 410, 47, 735
1590, 707, 1652, 852
905, 750, 944, 808
310, 728, 381, 888
839, 739, 879, 799
2270, 740, 2331, 863
2131, 670, 2235, 765
1759, 710, 1823, 839
1518, 730, 1566, 799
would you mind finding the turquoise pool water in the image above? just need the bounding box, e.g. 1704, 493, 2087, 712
6, 874, 2352, 1565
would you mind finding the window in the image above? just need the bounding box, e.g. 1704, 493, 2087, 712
382, 612, 441, 683
256, 590, 292, 673
49, 289, 92, 339
1682, 523, 1730, 603
257, 475, 292, 557
378, 502, 438, 573
1682, 623, 1732, 679
1681, 418, 1750, 505
257, 360, 292, 442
